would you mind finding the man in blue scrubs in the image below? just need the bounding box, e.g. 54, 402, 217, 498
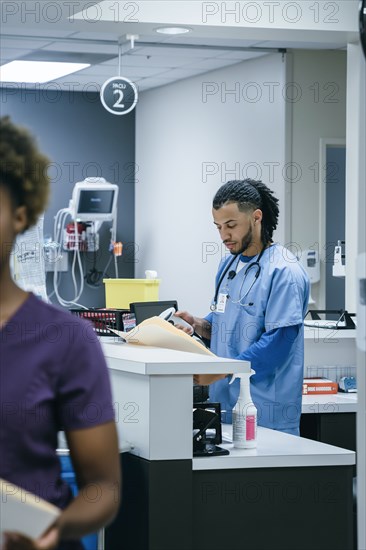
177, 179, 310, 435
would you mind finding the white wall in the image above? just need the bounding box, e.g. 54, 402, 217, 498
290, 49, 347, 308
346, 44, 366, 311
135, 53, 287, 315
348, 43, 366, 550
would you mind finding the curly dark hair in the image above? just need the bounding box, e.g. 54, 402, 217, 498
212, 179, 279, 244
0, 116, 50, 230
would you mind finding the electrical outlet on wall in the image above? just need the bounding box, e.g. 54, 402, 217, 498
45, 252, 68, 272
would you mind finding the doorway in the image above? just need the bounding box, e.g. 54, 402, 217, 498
321, 141, 346, 312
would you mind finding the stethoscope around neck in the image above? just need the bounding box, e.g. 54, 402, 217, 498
210, 246, 267, 311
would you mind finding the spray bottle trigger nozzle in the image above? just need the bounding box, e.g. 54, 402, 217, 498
229, 370, 256, 385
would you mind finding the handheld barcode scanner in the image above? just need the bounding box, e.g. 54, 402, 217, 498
159, 307, 210, 352
159, 307, 194, 333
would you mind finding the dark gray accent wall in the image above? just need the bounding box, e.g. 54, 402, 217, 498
1, 88, 135, 308
326, 145, 346, 313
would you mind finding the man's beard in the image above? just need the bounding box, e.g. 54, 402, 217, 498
230, 225, 253, 255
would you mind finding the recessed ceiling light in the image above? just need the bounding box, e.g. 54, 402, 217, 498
155, 27, 191, 35
0, 60, 90, 84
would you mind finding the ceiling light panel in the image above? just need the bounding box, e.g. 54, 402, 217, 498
0, 60, 90, 83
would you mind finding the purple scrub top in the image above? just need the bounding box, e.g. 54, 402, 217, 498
0, 294, 116, 548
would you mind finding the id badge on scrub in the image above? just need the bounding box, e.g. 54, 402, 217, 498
216, 293, 228, 313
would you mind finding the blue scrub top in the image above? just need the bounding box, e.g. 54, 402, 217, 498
206, 244, 309, 432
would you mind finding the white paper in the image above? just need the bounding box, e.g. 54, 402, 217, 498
0, 479, 60, 540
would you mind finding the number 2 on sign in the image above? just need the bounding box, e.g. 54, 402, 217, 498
113, 89, 125, 108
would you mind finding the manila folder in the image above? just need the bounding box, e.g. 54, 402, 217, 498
111, 316, 215, 356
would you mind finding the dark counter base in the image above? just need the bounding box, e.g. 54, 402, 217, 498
300, 412, 356, 452
105, 454, 354, 550
192, 465, 353, 550
105, 454, 193, 550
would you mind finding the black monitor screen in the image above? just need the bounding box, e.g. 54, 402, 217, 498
130, 300, 178, 325
77, 190, 115, 214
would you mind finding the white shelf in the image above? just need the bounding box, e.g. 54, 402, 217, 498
304, 327, 356, 340
302, 392, 357, 413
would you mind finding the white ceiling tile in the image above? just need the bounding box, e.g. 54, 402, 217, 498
2, 28, 76, 38
55, 71, 142, 90
255, 41, 345, 49
81, 64, 169, 79
135, 46, 221, 58
0, 49, 34, 62
0, 37, 54, 49
51, 75, 104, 88
163, 36, 262, 48
129, 53, 206, 68
123, 66, 171, 78
70, 31, 123, 41
77, 65, 126, 77
160, 67, 210, 79
103, 54, 206, 68
216, 51, 269, 61
186, 58, 240, 71
42, 42, 118, 55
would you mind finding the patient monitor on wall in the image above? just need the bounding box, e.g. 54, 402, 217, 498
70, 177, 119, 223
50, 177, 120, 307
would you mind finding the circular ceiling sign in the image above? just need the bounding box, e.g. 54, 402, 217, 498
100, 76, 138, 115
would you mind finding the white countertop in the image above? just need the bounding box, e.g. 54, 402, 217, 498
193, 425, 356, 470
102, 341, 250, 375
302, 392, 357, 413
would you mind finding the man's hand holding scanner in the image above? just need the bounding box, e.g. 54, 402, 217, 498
174, 312, 226, 385
173, 311, 195, 335
175, 311, 212, 340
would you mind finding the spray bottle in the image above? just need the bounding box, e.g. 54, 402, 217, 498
230, 370, 257, 449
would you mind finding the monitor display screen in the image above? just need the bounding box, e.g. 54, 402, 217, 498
77, 189, 115, 214
130, 300, 178, 325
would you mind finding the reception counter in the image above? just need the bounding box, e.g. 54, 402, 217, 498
101, 342, 355, 550
102, 341, 250, 461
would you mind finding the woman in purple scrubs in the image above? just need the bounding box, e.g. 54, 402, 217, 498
0, 117, 121, 550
